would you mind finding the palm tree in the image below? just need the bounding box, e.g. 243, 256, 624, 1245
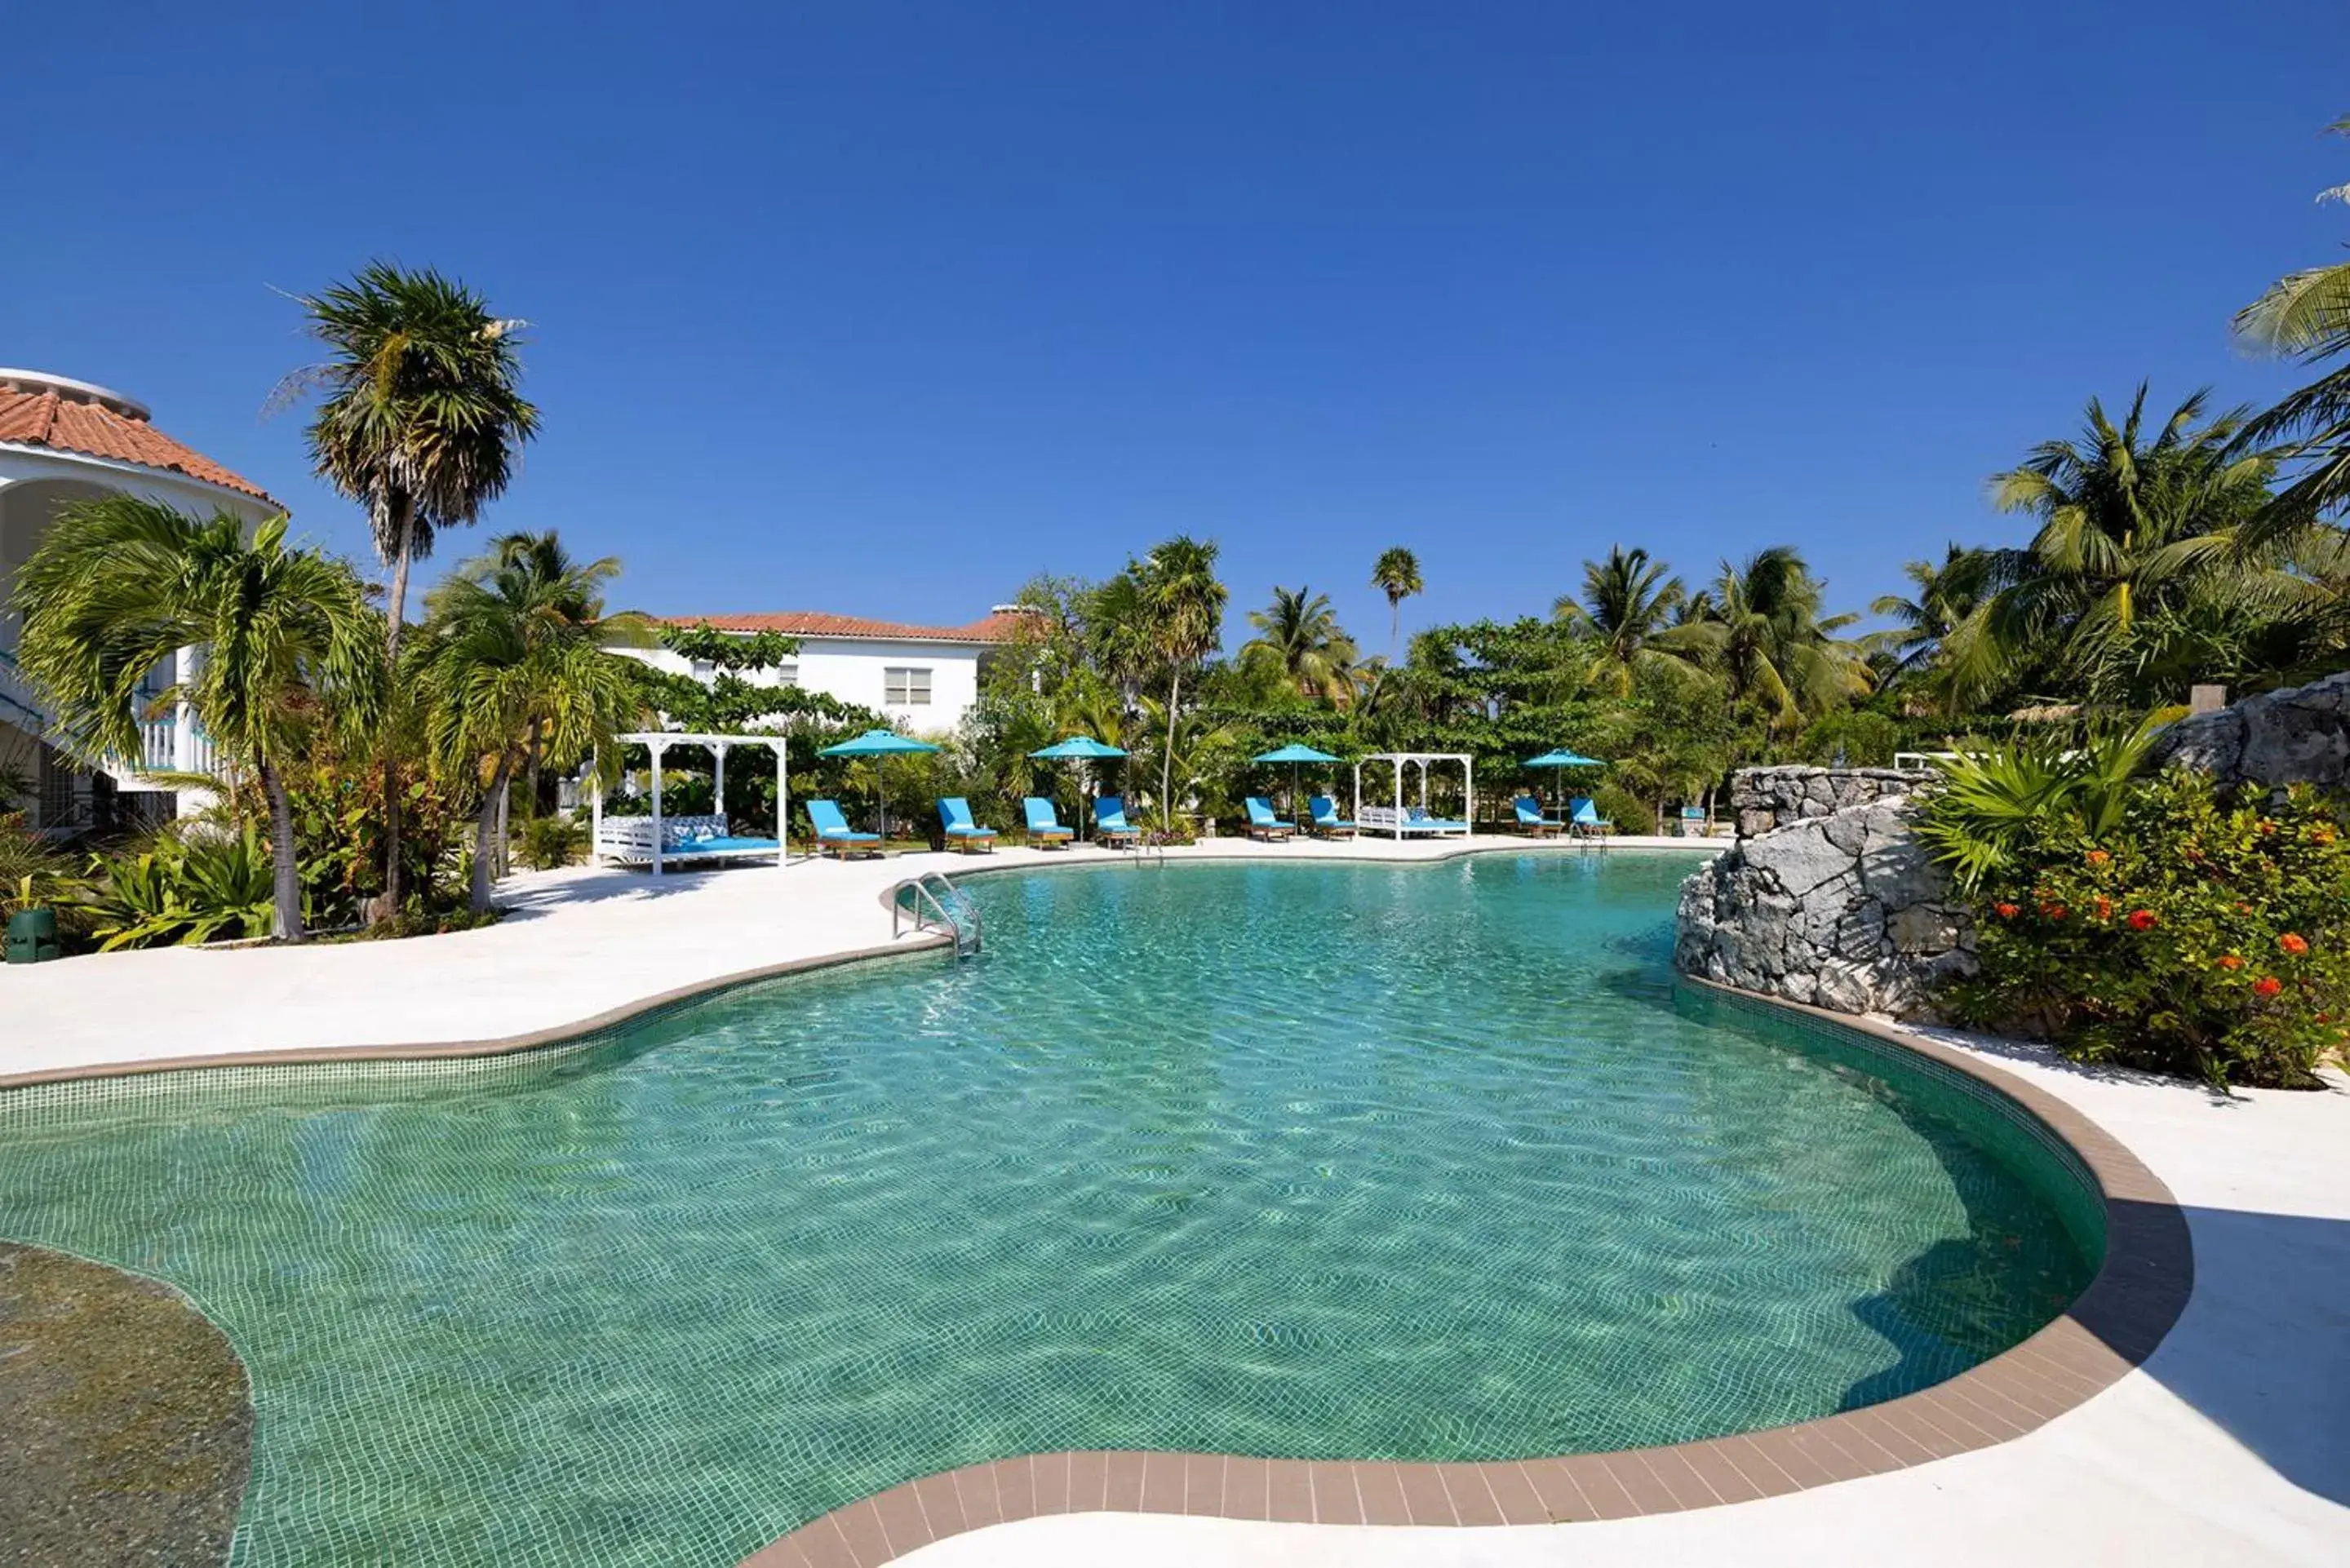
11, 497, 380, 940
1865, 546, 1984, 678
1138, 536, 1227, 825
285, 264, 539, 918
1940, 385, 2286, 706
1370, 547, 1424, 660
2235, 116, 2350, 529
1239, 586, 1359, 700
1674, 547, 1871, 728
1554, 545, 1689, 698
410, 534, 649, 912
287, 264, 539, 649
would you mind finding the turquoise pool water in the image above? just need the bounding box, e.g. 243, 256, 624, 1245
0, 855, 2097, 1566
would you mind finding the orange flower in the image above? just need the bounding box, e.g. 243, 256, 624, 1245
2237, 902, 2254, 915
2254, 975, 2283, 998
2279, 932, 2310, 955
2258, 819, 2279, 836
1994, 902, 2020, 919
2085, 849, 2111, 867
2093, 897, 2114, 920
2127, 909, 2159, 932
2312, 825, 2337, 847
2218, 955, 2245, 971
2041, 904, 2068, 921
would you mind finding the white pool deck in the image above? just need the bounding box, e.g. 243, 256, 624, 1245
2, 835, 2344, 1567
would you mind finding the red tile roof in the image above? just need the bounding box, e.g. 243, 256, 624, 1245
654, 610, 1035, 644
0, 384, 274, 503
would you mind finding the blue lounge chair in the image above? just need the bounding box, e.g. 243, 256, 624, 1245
1022, 797, 1075, 848
1307, 795, 1355, 838
938, 797, 998, 853
1514, 796, 1564, 836
1569, 796, 1616, 838
1093, 795, 1142, 848
1244, 796, 1296, 842
806, 799, 882, 858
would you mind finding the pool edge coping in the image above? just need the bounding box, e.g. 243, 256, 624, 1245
729, 977, 2194, 1566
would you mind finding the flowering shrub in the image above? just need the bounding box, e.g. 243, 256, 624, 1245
1944, 773, 2350, 1089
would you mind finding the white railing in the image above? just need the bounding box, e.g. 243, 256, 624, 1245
0, 644, 46, 730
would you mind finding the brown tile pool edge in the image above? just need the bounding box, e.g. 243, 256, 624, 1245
733, 977, 2195, 1568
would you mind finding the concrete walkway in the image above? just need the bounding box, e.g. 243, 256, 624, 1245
2, 835, 2343, 1566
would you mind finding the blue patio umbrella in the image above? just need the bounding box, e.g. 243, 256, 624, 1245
1029, 735, 1128, 840
1252, 742, 1340, 825
819, 728, 940, 841
1524, 747, 1605, 813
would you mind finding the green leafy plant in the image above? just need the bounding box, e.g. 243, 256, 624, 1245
1912, 720, 2162, 892
516, 813, 589, 870
1944, 773, 2350, 1088
75, 826, 279, 950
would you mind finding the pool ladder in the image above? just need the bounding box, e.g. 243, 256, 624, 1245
892, 870, 982, 958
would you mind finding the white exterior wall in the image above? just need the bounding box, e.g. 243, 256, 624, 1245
622, 636, 987, 735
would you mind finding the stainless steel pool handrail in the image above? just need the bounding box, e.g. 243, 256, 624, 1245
892, 870, 982, 956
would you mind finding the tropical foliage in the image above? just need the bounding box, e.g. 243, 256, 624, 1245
407, 534, 650, 910
11, 498, 381, 940
1940, 770, 2350, 1089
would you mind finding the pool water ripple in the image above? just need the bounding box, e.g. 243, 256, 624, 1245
0, 855, 2095, 1567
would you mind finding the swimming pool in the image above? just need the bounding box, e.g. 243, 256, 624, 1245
0, 855, 2099, 1566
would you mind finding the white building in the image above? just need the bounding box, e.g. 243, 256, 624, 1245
625, 610, 1031, 735
0, 370, 280, 833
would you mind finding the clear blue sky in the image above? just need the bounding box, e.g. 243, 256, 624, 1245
11, 2, 2347, 649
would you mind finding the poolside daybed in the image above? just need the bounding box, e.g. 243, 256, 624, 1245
594, 730, 791, 874
1353, 752, 1474, 839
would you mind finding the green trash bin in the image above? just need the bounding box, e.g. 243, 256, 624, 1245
6, 906, 60, 963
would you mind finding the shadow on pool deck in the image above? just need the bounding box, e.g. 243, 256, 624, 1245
2125, 1203, 2350, 1508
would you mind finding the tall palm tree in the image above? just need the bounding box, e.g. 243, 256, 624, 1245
2235, 115, 2350, 529
410, 534, 649, 912
1239, 585, 1359, 700
285, 263, 539, 917
287, 264, 539, 649
1554, 544, 1689, 698
1370, 547, 1424, 660
1138, 536, 1226, 825
1940, 385, 2286, 705
1674, 546, 1871, 729
11, 497, 380, 940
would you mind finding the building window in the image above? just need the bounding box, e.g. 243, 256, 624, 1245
690, 658, 716, 680
774, 662, 799, 688
885, 667, 932, 706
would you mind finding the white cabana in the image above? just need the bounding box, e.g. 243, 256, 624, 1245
1353, 751, 1474, 839
594, 731, 791, 874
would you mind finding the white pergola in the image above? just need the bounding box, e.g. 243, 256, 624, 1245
1353, 751, 1475, 839
595, 730, 791, 875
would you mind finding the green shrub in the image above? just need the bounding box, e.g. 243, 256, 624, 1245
1794, 710, 1903, 768
1591, 782, 1655, 835
1941, 773, 2350, 1089
2, 812, 71, 919
75, 825, 278, 950
516, 813, 589, 870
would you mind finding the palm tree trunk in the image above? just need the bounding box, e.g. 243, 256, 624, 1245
1390, 597, 1400, 661
1159, 666, 1181, 831
372, 495, 417, 925
259, 758, 304, 943
471, 755, 514, 914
